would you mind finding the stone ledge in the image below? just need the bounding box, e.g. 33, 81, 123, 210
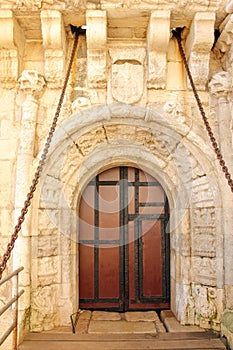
160, 310, 205, 333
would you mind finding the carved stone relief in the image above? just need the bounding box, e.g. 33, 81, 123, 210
111, 60, 144, 104
209, 70, 232, 98
31, 286, 57, 331
193, 285, 217, 328
109, 48, 146, 104
192, 257, 216, 286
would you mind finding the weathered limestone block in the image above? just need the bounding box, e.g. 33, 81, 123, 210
135, 128, 172, 157
41, 175, 61, 209
0, 161, 13, 207
209, 70, 232, 97
77, 126, 107, 155
38, 209, 59, 235
192, 234, 216, 257
0, 209, 12, 237
192, 207, 215, 227
86, 10, 107, 89
192, 285, 217, 328
147, 10, 170, 89
0, 10, 24, 88
38, 256, 59, 286
37, 236, 58, 257
109, 47, 146, 104
192, 257, 216, 286
31, 285, 57, 331
185, 12, 215, 90
191, 176, 215, 207
41, 10, 66, 87
61, 144, 84, 183
167, 37, 186, 90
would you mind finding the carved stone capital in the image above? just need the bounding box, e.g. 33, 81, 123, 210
18, 70, 46, 99
208, 70, 232, 98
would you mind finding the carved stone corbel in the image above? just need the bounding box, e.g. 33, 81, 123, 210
0, 10, 25, 88
86, 10, 107, 89
185, 12, 215, 90
40, 10, 66, 88
147, 10, 170, 89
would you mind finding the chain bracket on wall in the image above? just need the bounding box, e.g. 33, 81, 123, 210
173, 28, 233, 193
0, 26, 84, 280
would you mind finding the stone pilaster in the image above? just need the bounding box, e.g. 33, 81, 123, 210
13, 70, 45, 334
147, 10, 170, 89
185, 12, 215, 90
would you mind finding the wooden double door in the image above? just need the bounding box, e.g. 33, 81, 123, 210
79, 166, 170, 311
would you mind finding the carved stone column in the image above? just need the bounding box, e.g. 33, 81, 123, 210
185, 12, 215, 90
147, 10, 170, 89
13, 70, 45, 331
209, 70, 233, 314
209, 71, 232, 169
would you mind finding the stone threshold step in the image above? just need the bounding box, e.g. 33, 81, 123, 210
160, 310, 205, 333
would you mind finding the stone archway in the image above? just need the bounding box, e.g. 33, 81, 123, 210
30, 103, 223, 332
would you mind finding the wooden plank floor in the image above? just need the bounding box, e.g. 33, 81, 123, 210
19, 331, 226, 350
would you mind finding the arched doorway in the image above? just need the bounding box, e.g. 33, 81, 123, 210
78, 166, 170, 311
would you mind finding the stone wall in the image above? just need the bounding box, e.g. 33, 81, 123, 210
0, 0, 233, 347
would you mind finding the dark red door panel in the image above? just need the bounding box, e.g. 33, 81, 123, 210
79, 167, 170, 310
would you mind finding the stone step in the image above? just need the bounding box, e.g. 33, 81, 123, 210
19, 331, 226, 350
160, 310, 205, 333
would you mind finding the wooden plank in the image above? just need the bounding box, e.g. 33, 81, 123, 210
19, 339, 226, 350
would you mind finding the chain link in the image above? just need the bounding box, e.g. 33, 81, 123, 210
0, 29, 80, 280
173, 29, 233, 193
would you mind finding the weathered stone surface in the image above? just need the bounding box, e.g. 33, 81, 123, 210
88, 320, 157, 334
92, 311, 121, 321
75, 310, 92, 333
125, 311, 158, 322
192, 257, 217, 286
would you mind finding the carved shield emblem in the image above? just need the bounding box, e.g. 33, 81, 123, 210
111, 61, 144, 104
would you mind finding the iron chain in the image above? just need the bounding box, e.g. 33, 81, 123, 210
173, 29, 233, 193
0, 29, 80, 280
